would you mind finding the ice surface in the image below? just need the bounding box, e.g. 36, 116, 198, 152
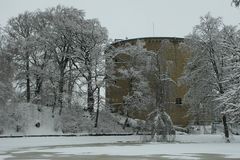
0, 135, 240, 159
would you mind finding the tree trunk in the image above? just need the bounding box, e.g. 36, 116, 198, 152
35, 76, 42, 96
26, 52, 31, 102
34, 75, 42, 104
67, 61, 73, 108
222, 114, 230, 143
123, 117, 129, 130
95, 87, 100, 128
52, 88, 57, 118
58, 69, 65, 115
34, 62, 46, 104
87, 76, 94, 113
210, 48, 224, 94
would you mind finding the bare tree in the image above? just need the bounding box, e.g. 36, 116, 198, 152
146, 40, 175, 142
6, 12, 34, 103
181, 13, 226, 124
108, 40, 175, 141
0, 29, 13, 106
0, 29, 14, 134
71, 18, 108, 114
36, 6, 85, 115
109, 41, 152, 128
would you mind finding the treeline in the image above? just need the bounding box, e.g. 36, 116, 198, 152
0, 5, 108, 116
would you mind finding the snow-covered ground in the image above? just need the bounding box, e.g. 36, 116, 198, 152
0, 135, 240, 160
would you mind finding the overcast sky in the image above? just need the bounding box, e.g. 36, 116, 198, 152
0, 0, 240, 40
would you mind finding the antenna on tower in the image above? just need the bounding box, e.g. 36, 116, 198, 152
152, 22, 155, 37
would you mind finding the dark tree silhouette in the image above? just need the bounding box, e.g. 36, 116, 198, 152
232, 0, 240, 7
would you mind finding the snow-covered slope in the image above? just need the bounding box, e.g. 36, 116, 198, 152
1, 103, 135, 136
3, 103, 61, 135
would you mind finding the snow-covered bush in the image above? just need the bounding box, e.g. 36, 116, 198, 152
0, 102, 63, 135
0, 105, 14, 134
92, 110, 134, 133
61, 105, 133, 134
144, 109, 176, 142
60, 104, 94, 133
12, 104, 28, 132
0, 103, 28, 134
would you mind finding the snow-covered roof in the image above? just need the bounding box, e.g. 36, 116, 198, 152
112, 37, 184, 45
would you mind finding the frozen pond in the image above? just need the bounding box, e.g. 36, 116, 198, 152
1, 135, 240, 160
0, 143, 239, 160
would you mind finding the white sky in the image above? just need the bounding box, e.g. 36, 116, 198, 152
0, 0, 240, 40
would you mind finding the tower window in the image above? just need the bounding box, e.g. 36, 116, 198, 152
176, 98, 182, 104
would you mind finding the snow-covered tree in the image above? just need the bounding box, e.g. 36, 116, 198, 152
71, 18, 108, 114
109, 41, 152, 127
109, 40, 175, 141
146, 109, 175, 142
27, 12, 54, 105
146, 40, 176, 142
4, 11, 55, 108
120, 41, 152, 115
6, 12, 35, 103
0, 29, 14, 134
217, 25, 240, 124
181, 13, 240, 141
0, 5, 110, 133
36, 6, 86, 115
181, 13, 226, 124
0, 29, 13, 107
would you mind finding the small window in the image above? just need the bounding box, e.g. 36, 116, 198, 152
176, 98, 182, 104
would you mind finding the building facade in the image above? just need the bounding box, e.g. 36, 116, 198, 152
106, 37, 190, 127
